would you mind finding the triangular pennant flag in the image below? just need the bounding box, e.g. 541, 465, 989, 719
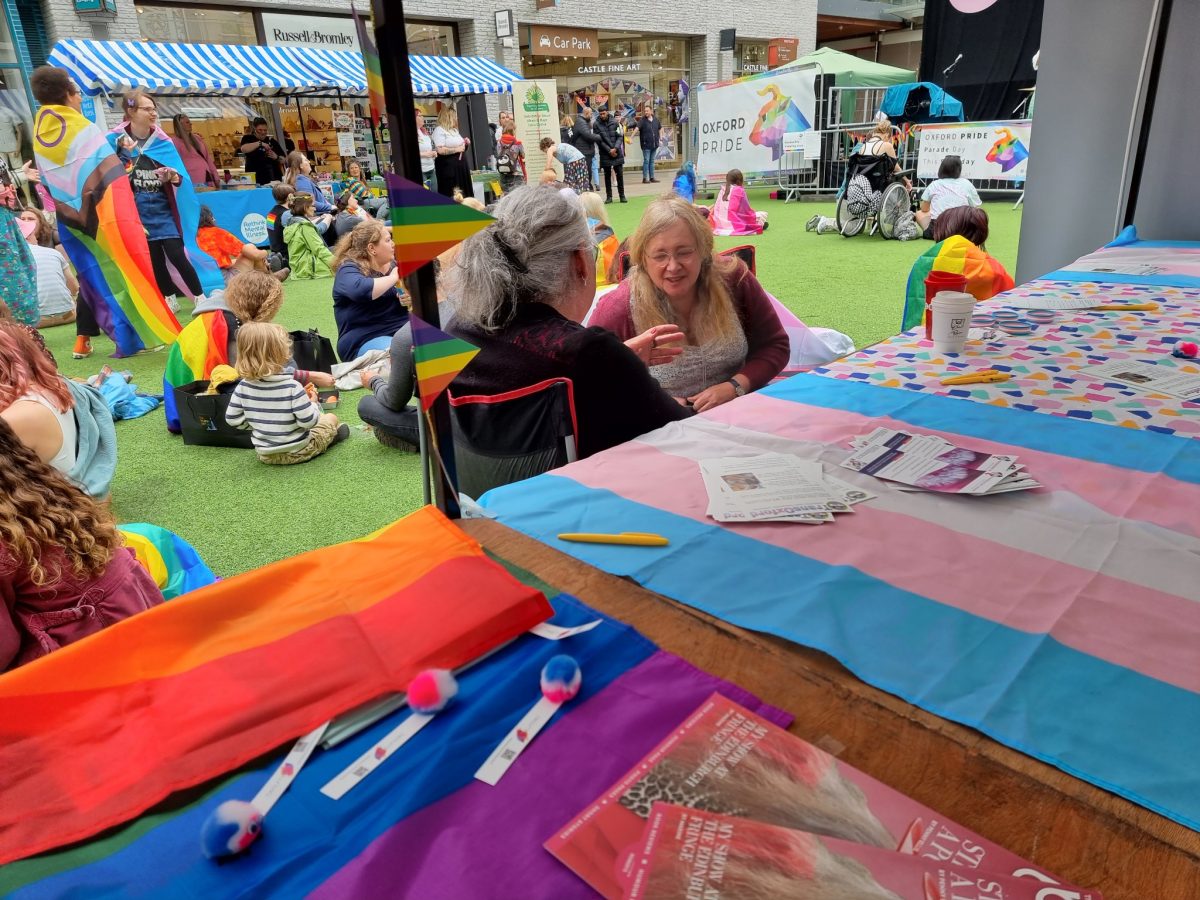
352, 7, 385, 125
410, 314, 480, 411
386, 174, 494, 277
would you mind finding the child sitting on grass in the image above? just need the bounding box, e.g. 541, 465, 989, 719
197, 206, 289, 283
283, 193, 334, 280
225, 321, 348, 465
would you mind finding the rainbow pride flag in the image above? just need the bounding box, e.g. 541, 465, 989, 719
162, 309, 237, 432
34, 104, 181, 357
386, 174, 493, 276
118, 523, 217, 600
411, 313, 479, 411
0, 507, 552, 864
902, 234, 1015, 331
353, 7, 386, 126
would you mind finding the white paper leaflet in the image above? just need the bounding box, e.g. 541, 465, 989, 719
1090, 359, 1200, 402
251, 721, 328, 815
842, 428, 1040, 495
528, 619, 603, 640
474, 696, 561, 786
320, 712, 436, 800
700, 453, 871, 524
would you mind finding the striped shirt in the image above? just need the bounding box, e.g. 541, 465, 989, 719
224, 374, 320, 454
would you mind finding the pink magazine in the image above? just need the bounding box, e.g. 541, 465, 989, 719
624, 804, 1102, 900
546, 694, 1078, 899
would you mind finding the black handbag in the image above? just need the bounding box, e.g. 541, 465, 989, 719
289, 328, 338, 373
174, 381, 254, 449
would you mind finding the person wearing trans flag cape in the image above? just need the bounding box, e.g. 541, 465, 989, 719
107, 89, 224, 314
32, 66, 182, 358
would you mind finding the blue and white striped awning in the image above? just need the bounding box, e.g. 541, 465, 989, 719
47, 39, 519, 99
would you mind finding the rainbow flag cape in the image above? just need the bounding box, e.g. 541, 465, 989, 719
118, 523, 217, 600
411, 313, 479, 411
34, 104, 180, 357
0, 593, 787, 897
106, 121, 225, 299
902, 235, 1016, 331
386, 174, 493, 276
0, 507, 552, 864
162, 309, 237, 433
353, 7, 386, 125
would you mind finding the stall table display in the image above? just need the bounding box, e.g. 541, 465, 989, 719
478, 235, 1200, 891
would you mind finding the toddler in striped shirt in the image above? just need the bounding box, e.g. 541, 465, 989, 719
225, 322, 349, 465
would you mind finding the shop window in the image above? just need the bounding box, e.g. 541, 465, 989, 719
406, 21, 455, 56
734, 42, 769, 77
135, 5, 256, 45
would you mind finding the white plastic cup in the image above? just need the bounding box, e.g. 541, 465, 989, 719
931, 291, 976, 353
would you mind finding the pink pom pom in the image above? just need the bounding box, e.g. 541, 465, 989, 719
407, 668, 458, 714
1182, 342, 1199, 357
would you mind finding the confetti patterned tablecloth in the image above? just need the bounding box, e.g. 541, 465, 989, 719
814, 280, 1200, 436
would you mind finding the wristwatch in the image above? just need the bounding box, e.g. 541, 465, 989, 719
727, 379, 746, 397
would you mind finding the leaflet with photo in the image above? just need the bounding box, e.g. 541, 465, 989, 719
1090, 359, 1200, 402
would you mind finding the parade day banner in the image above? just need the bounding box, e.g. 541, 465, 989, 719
916, 120, 1032, 182
695, 69, 816, 179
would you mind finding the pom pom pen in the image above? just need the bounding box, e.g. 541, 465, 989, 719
200, 721, 328, 859
320, 669, 459, 801
475, 655, 582, 786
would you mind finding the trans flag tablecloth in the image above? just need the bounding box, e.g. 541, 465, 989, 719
480, 374, 1200, 833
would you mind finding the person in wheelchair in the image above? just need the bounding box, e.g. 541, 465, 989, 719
808, 120, 913, 237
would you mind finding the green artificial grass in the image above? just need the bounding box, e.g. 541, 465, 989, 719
40, 194, 1019, 577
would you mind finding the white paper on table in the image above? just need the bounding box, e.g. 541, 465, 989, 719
252, 721, 328, 815
529, 620, 603, 641
1059, 262, 1164, 277
321, 712, 436, 800
700, 454, 838, 522
1090, 359, 1200, 402
474, 695, 561, 786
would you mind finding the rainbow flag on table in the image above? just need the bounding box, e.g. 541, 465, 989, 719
161, 309, 238, 432
902, 234, 1016, 331
0, 595, 787, 897
386, 174, 493, 276
34, 104, 181, 357
352, 7, 386, 126
411, 313, 479, 411
0, 507, 552, 865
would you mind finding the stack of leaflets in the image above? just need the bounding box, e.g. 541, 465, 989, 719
841, 428, 1040, 496
546, 695, 1101, 900
700, 454, 876, 524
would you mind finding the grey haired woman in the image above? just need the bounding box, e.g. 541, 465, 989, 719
445, 184, 690, 458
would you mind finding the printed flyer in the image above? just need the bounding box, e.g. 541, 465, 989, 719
546, 694, 1072, 899
623, 804, 1102, 900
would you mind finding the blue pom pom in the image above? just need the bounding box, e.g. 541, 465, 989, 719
201, 799, 263, 859
540, 655, 582, 703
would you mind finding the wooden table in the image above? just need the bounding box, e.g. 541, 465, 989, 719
464, 518, 1200, 900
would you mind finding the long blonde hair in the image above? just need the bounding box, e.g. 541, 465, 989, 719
0, 417, 120, 587
234, 321, 290, 380
629, 196, 739, 344
436, 107, 458, 131
331, 218, 389, 275
283, 150, 307, 187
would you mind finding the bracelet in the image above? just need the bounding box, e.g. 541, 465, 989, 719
727, 378, 746, 398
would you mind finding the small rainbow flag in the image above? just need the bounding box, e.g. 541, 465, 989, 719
353, 6, 386, 125
162, 309, 236, 432
411, 314, 479, 411
386, 174, 493, 276
118, 523, 216, 600
902, 235, 1016, 331
266, 210, 278, 229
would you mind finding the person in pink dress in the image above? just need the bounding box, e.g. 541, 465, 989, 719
170, 114, 220, 189
709, 170, 767, 236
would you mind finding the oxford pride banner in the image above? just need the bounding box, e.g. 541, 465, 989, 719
916, 119, 1032, 182
695, 68, 815, 179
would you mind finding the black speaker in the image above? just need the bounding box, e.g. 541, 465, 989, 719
719, 29, 736, 52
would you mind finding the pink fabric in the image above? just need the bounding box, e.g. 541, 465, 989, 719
556, 426, 1200, 694
589, 263, 789, 390
0, 544, 164, 672
170, 134, 219, 188
710, 184, 763, 236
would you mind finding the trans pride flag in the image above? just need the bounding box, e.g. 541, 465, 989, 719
34, 104, 180, 357
0, 507, 552, 865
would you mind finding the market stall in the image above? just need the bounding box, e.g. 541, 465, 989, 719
45, 39, 520, 240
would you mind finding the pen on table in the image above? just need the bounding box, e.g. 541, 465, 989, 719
940, 370, 1012, 386
1090, 303, 1159, 312
557, 532, 670, 547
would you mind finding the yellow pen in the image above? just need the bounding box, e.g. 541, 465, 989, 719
557, 532, 670, 547
1091, 303, 1159, 312
940, 371, 1012, 386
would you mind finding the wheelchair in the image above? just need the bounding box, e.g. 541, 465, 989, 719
834, 153, 916, 240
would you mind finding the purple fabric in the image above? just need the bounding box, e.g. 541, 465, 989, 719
311, 650, 791, 899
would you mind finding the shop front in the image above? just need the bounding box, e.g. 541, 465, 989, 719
521, 25, 690, 173
1, 0, 35, 168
